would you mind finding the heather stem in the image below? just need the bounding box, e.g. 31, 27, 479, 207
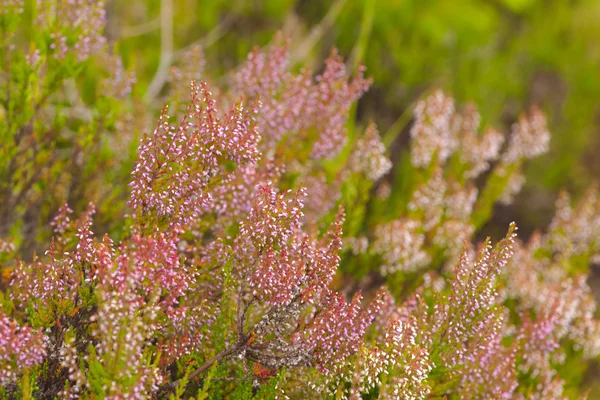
159, 341, 247, 395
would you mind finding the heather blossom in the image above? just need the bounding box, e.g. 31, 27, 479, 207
410, 90, 458, 168
36, 0, 106, 62
372, 218, 430, 274
349, 123, 393, 181
129, 81, 260, 231
234, 37, 371, 160
0, 312, 47, 386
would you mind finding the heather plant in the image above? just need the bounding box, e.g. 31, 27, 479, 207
2, 10, 600, 400
0, 1, 137, 258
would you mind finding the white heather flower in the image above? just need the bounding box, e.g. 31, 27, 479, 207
410, 90, 458, 168
349, 123, 392, 181
373, 219, 430, 274
503, 106, 550, 164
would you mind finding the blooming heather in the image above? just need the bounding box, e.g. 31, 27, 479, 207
36, 0, 106, 62
0, 312, 47, 386
2, 24, 600, 399
373, 218, 430, 274
235, 38, 371, 160
129, 81, 260, 231
410, 90, 458, 168
349, 123, 392, 181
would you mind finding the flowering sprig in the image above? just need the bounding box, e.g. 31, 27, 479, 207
0, 312, 46, 387
234, 37, 371, 159
129, 81, 260, 231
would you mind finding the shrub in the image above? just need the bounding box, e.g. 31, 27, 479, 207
1, 4, 600, 400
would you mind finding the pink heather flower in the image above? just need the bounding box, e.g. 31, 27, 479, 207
302, 291, 375, 371
302, 290, 387, 396
300, 206, 345, 302
74, 203, 96, 264
503, 106, 550, 164
372, 218, 430, 274
233, 184, 344, 305
376, 181, 392, 200
348, 123, 392, 181
403, 225, 518, 394
91, 286, 161, 396
0, 311, 47, 385
301, 172, 342, 222
0, 237, 15, 255
235, 38, 371, 159
50, 203, 74, 238
211, 160, 284, 227
460, 126, 505, 179
37, 0, 106, 61
198, 184, 379, 380
238, 183, 304, 258
26, 48, 41, 67
129, 81, 260, 230
234, 182, 306, 304
100, 54, 136, 99
546, 186, 600, 259
458, 316, 518, 400
433, 219, 475, 266
11, 203, 96, 305
310, 51, 371, 160
445, 182, 478, 221
513, 304, 570, 400
344, 235, 369, 255
501, 188, 600, 359
10, 241, 80, 305
410, 90, 458, 168
455, 104, 505, 179
83, 231, 194, 396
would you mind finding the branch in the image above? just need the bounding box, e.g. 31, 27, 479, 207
158, 342, 246, 396
173, 14, 236, 60
120, 18, 160, 39
289, 0, 348, 64
144, 0, 173, 104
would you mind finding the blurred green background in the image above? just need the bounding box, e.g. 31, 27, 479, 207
109, 0, 600, 241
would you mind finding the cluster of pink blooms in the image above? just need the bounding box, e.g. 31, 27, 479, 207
10, 203, 96, 306
36, 0, 107, 62
129, 81, 260, 230
0, 311, 46, 386
410, 90, 458, 167
372, 219, 430, 274
503, 187, 600, 363
100, 54, 137, 99
234, 36, 371, 160
371, 89, 552, 278
366, 224, 577, 399
411, 92, 506, 175
0, 0, 23, 14
169, 45, 206, 103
